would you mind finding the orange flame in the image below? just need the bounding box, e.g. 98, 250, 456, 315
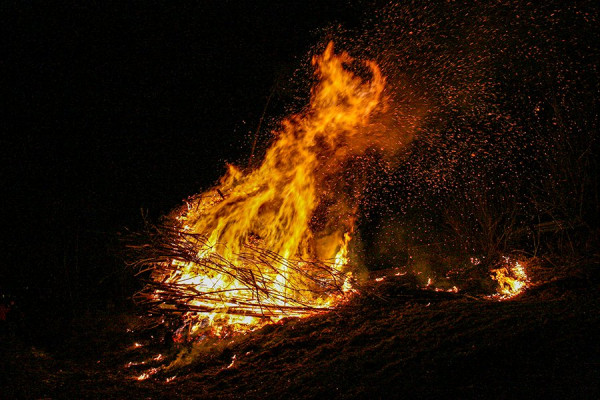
148, 42, 406, 338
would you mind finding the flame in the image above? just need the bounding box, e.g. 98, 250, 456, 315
136, 373, 150, 381
135, 367, 159, 381
490, 257, 529, 299
146, 42, 402, 339
226, 354, 237, 369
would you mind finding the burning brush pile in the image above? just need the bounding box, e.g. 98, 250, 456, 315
129, 43, 414, 340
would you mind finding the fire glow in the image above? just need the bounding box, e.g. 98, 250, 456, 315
136, 42, 410, 340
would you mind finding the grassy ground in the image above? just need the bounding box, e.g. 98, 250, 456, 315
2, 261, 599, 399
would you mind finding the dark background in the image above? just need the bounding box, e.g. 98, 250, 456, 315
2, 1, 370, 318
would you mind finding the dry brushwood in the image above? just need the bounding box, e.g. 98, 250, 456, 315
125, 223, 352, 321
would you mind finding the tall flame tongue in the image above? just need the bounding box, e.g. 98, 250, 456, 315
147, 42, 387, 339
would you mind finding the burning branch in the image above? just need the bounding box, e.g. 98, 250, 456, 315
127, 222, 353, 337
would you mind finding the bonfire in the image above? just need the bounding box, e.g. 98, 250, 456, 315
129, 42, 412, 340
128, 39, 533, 343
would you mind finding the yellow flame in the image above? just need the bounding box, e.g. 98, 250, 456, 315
150, 42, 405, 338
491, 257, 529, 299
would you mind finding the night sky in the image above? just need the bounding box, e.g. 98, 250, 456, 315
2, 1, 367, 309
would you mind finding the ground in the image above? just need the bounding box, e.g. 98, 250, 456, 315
2, 262, 599, 399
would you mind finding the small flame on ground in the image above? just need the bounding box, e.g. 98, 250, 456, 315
490, 257, 530, 299
125, 361, 145, 369
136, 373, 150, 381
135, 367, 159, 381
226, 354, 237, 369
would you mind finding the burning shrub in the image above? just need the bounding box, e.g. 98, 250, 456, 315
129, 43, 414, 340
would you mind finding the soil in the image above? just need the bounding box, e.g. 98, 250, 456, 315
2, 262, 599, 399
